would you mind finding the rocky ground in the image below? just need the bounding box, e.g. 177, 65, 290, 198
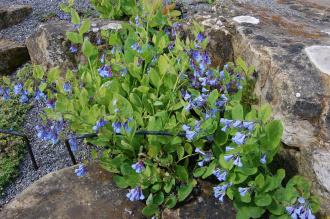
0, 0, 92, 42
0, 100, 92, 208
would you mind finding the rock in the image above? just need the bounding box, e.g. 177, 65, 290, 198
25, 19, 123, 71
162, 181, 235, 219
0, 39, 30, 75
233, 16, 260, 24
178, 0, 330, 215
0, 163, 145, 219
305, 46, 330, 75
0, 163, 236, 219
0, 5, 32, 30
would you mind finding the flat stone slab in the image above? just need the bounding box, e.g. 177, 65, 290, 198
0, 163, 235, 219
0, 5, 32, 30
0, 163, 145, 219
0, 39, 30, 75
305, 46, 330, 75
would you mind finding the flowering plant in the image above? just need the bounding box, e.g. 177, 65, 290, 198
1, 0, 320, 218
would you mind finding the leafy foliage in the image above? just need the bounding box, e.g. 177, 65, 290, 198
8, 1, 320, 218
0, 64, 32, 192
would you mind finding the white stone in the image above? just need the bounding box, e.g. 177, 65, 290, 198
322, 30, 330, 35
296, 92, 301, 98
305, 46, 330, 75
233, 16, 260, 25
100, 22, 122, 30
313, 150, 330, 193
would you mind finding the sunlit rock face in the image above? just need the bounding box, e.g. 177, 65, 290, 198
178, 0, 330, 215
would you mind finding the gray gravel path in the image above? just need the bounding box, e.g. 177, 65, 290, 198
0, 101, 92, 208
0, 0, 93, 42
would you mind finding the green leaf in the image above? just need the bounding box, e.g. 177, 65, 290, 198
193, 167, 206, 178
113, 175, 128, 188
236, 206, 265, 219
47, 67, 60, 83
255, 174, 265, 189
207, 89, 219, 107
79, 19, 91, 35
70, 8, 80, 24
82, 38, 98, 59
150, 68, 161, 88
142, 204, 158, 217
214, 130, 228, 146
32, 65, 44, 79
175, 165, 189, 182
177, 146, 185, 160
254, 193, 272, 207
152, 192, 164, 206
178, 182, 193, 202
232, 103, 244, 120
165, 194, 177, 209
259, 104, 272, 123
66, 31, 83, 44
202, 161, 216, 179
264, 120, 283, 149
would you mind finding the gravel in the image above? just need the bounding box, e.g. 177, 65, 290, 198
0, 0, 93, 42
0, 101, 92, 208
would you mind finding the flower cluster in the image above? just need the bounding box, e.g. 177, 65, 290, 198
35, 120, 64, 145
131, 161, 145, 173
195, 148, 213, 167
220, 118, 255, 132
0, 84, 30, 103
286, 197, 315, 219
213, 183, 232, 202
182, 122, 200, 141
126, 186, 145, 201
213, 168, 228, 182
112, 119, 132, 134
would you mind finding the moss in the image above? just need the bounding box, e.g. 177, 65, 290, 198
0, 64, 32, 193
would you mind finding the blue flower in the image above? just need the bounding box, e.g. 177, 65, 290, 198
69, 137, 78, 152
19, 91, 29, 103
98, 65, 113, 78
100, 53, 105, 64
260, 154, 267, 164
233, 155, 243, 167
63, 82, 72, 93
75, 164, 86, 177
93, 119, 108, 132
213, 183, 231, 202
69, 44, 78, 53
213, 168, 227, 182
132, 161, 145, 173
196, 33, 205, 43
232, 120, 242, 128
232, 132, 246, 145
224, 153, 243, 167
182, 125, 197, 141
46, 99, 56, 109
243, 121, 255, 131
225, 146, 234, 152
238, 187, 249, 196
96, 38, 102, 45
135, 16, 141, 27
285, 197, 315, 219
13, 83, 23, 95
34, 89, 46, 101
195, 148, 213, 167
220, 118, 232, 132
126, 186, 145, 201
131, 43, 142, 53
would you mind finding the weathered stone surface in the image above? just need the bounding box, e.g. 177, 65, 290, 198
179, 0, 330, 215
162, 181, 235, 219
25, 19, 123, 71
0, 163, 236, 219
0, 163, 145, 219
0, 39, 30, 75
0, 5, 32, 30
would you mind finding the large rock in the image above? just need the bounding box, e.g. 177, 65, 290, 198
0, 163, 235, 219
25, 19, 122, 72
0, 5, 32, 30
0, 39, 30, 75
0, 163, 145, 219
179, 0, 330, 215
